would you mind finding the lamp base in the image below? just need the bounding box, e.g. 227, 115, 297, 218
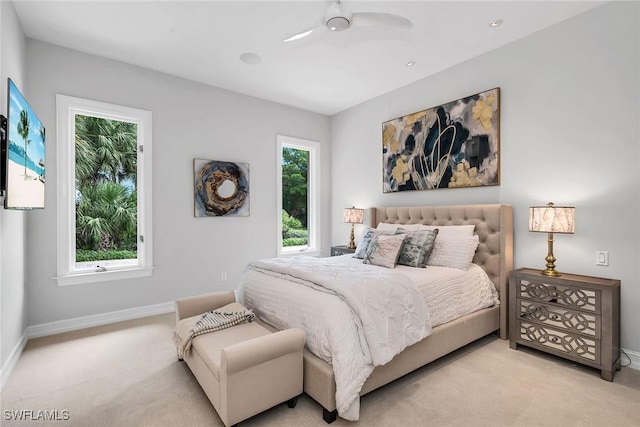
540, 232, 561, 277
347, 224, 356, 249
540, 268, 561, 277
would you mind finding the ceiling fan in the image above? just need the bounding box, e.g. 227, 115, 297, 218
283, 1, 412, 42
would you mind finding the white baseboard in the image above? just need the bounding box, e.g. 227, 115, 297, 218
27, 301, 175, 338
622, 347, 640, 371
0, 301, 175, 391
0, 330, 29, 391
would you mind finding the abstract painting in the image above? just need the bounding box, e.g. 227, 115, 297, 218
194, 159, 249, 217
382, 88, 500, 193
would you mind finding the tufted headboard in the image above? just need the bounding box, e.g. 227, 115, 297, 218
370, 204, 513, 338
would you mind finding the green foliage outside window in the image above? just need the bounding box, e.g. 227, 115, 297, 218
76, 249, 137, 262
282, 210, 308, 247
74, 115, 138, 261
282, 146, 309, 247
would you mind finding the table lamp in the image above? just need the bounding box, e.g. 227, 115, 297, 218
529, 202, 575, 277
343, 207, 364, 249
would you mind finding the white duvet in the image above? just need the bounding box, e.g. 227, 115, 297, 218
395, 262, 500, 327
238, 255, 498, 421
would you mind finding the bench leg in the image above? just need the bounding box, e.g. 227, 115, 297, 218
287, 396, 299, 408
323, 408, 337, 424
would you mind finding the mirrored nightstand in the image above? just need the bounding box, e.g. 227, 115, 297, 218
330, 245, 356, 256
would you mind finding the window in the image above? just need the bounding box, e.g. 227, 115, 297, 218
56, 95, 152, 285
276, 135, 320, 256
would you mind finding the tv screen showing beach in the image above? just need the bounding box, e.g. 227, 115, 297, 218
5, 78, 45, 209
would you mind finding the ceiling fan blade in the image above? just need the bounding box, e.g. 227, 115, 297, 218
352, 12, 412, 29
282, 26, 321, 42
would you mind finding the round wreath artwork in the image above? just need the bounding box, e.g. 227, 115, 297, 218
194, 160, 249, 217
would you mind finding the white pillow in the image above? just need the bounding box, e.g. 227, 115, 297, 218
426, 234, 480, 270
363, 234, 407, 269
419, 224, 475, 237
377, 222, 421, 232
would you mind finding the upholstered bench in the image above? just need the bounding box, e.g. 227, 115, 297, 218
175, 291, 304, 427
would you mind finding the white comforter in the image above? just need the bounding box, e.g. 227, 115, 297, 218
396, 262, 500, 326
239, 256, 431, 420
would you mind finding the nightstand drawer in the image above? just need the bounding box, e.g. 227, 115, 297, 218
518, 300, 600, 339
517, 278, 600, 314
518, 320, 600, 365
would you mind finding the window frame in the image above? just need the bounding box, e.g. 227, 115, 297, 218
276, 135, 321, 257
56, 95, 153, 286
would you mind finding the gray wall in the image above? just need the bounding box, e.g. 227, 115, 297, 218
24, 40, 331, 325
330, 2, 640, 353
0, 1, 28, 372
3, 0, 639, 371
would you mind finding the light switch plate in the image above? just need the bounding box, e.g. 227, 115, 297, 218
596, 251, 609, 266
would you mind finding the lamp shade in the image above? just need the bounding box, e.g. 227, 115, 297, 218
343, 207, 364, 224
529, 203, 575, 234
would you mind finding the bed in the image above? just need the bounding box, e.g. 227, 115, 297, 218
239, 204, 513, 423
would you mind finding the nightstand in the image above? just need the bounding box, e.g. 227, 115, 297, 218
509, 268, 621, 381
330, 245, 356, 256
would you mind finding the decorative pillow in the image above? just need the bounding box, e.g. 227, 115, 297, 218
395, 228, 439, 268
376, 222, 421, 232
426, 234, 480, 270
354, 228, 393, 259
418, 224, 475, 237
363, 234, 407, 269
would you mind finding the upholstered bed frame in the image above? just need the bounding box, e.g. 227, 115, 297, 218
302, 204, 513, 423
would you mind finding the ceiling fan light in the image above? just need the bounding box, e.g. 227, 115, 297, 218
326, 16, 350, 31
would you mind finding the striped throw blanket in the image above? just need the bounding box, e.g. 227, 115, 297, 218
174, 309, 255, 359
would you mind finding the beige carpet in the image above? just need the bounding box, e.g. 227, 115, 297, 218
1, 313, 639, 427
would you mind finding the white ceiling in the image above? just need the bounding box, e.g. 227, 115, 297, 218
13, 0, 605, 115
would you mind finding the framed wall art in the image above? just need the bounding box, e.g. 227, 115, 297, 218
382, 87, 500, 193
3, 78, 46, 209
194, 158, 249, 217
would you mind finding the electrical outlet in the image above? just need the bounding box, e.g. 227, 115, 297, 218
595, 251, 609, 266
220, 272, 227, 281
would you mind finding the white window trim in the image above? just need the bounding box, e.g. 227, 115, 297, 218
276, 135, 321, 257
56, 95, 153, 286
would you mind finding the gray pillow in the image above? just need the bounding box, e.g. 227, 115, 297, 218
395, 228, 439, 268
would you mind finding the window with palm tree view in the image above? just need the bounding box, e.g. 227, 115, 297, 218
56, 95, 152, 285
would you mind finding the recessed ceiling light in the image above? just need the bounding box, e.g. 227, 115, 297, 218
406, 60, 416, 67
240, 52, 262, 65
489, 19, 503, 28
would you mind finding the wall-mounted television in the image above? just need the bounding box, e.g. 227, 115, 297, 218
1, 78, 46, 209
